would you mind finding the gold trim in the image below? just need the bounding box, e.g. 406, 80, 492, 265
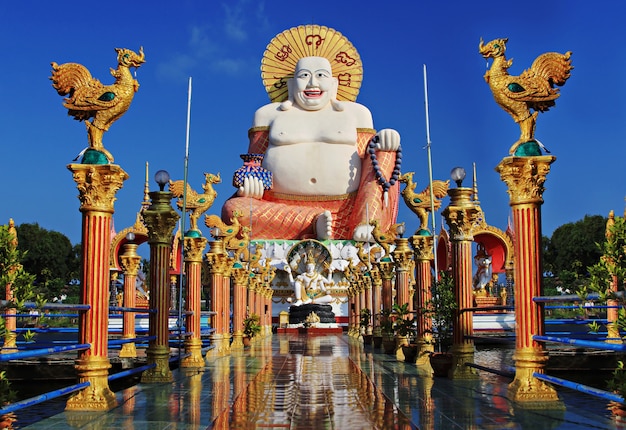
261, 25, 362, 103
266, 190, 356, 202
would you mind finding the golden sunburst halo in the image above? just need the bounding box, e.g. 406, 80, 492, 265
261, 25, 363, 103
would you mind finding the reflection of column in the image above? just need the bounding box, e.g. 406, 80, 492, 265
411, 235, 435, 371
119, 238, 141, 359
442, 186, 478, 380
66, 164, 127, 410
496, 155, 560, 403
231, 264, 248, 349
181, 236, 207, 367
206, 239, 228, 356
141, 187, 179, 383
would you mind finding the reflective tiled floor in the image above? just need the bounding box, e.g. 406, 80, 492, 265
19, 333, 624, 429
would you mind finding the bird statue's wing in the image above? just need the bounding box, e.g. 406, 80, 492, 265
169, 180, 197, 201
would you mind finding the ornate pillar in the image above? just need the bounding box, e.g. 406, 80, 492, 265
378, 259, 395, 311
181, 236, 208, 367
442, 184, 479, 380
411, 234, 435, 371
66, 163, 127, 410
370, 266, 382, 337
119, 236, 141, 359
230, 263, 248, 349
496, 155, 560, 403
221, 260, 233, 349
2, 219, 18, 353
205, 238, 228, 356
393, 237, 413, 309
141, 177, 179, 383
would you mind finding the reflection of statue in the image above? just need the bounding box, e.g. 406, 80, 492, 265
222, 25, 401, 240
285, 251, 333, 306
473, 245, 492, 294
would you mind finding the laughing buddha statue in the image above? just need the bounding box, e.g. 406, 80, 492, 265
222, 25, 402, 241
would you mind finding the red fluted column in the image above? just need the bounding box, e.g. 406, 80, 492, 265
181, 236, 208, 367
141, 188, 179, 383
66, 163, 127, 410
221, 263, 233, 351
119, 240, 141, 359
231, 264, 248, 349
411, 234, 435, 372
442, 186, 479, 380
378, 260, 395, 311
206, 239, 229, 357
370, 266, 382, 338
497, 155, 560, 403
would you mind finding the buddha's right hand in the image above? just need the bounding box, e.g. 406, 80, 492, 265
237, 176, 265, 199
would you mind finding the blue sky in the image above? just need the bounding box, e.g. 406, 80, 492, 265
2, 1, 625, 245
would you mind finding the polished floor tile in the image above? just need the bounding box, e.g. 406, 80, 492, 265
17, 333, 622, 429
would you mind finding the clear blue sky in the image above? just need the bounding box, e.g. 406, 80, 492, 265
2, 1, 625, 245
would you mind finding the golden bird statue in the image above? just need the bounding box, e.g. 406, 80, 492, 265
50, 47, 145, 163
169, 173, 221, 234
479, 38, 573, 155
370, 219, 404, 258
205, 209, 242, 246
399, 172, 449, 234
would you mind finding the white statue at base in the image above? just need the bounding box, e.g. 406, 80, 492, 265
473, 245, 493, 295
285, 252, 334, 306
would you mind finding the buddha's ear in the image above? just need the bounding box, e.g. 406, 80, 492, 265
280, 78, 295, 111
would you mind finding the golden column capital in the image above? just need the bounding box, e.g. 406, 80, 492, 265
392, 238, 413, 272
231, 266, 249, 286
119, 243, 141, 276
141, 191, 180, 244
442, 188, 479, 241
184, 236, 208, 263
68, 163, 128, 214
410, 235, 434, 261
495, 155, 556, 205
205, 246, 229, 275
377, 260, 395, 280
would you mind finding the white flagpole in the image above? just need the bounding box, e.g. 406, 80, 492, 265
178, 77, 192, 344
423, 65, 439, 280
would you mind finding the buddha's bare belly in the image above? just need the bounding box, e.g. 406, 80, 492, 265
264, 142, 361, 196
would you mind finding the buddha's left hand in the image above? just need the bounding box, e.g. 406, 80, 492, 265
375, 129, 401, 151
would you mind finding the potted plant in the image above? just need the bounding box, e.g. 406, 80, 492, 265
380, 307, 397, 354
242, 313, 262, 347
360, 308, 372, 344
423, 272, 457, 375
394, 303, 418, 363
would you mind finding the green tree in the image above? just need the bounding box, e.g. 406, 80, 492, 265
544, 215, 607, 277
15, 223, 80, 300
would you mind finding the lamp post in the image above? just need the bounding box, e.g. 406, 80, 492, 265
442, 167, 479, 379
141, 170, 179, 383
496, 154, 560, 403
119, 232, 141, 361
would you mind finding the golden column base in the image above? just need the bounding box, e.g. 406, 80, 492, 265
206, 333, 224, 359
66, 357, 117, 410
119, 336, 137, 358
415, 336, 435, 376
508, 348, 561, 405
449, 342, 478, 380
141, 345, 172, 383
1, 331, 17, 354
231, 331, 244, 350
181, 338, 205, 367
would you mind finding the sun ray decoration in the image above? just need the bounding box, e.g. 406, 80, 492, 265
261, 25, 363, 103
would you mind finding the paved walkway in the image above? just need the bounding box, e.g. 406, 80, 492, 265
19, 333, 622, 429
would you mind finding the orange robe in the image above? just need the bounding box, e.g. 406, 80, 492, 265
222, 127, 399, 240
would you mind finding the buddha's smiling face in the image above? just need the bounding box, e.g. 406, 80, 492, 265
291, 57, 337, 111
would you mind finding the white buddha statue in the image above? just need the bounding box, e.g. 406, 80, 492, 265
222, 26, 401, 241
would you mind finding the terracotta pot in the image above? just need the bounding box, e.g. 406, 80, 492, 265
242, 336, 252, 347
430, 352, 453, 377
